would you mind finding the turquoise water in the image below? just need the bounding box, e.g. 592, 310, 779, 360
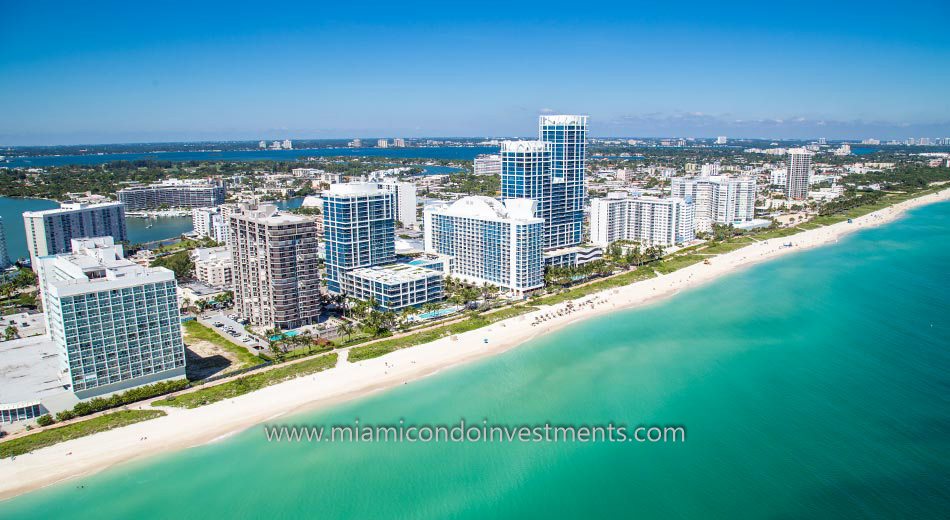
4, 202, 950, 518
270, 330, 300, 342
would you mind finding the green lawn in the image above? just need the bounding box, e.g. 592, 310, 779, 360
348, 306, 538, 362
152, 353, 338, 409
0, 410, 166, 459
183, 320, 264, 368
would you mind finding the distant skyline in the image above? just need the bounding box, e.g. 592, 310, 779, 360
2, 0, 949, 146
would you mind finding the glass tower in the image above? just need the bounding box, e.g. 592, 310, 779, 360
322, 184, 396, 294
501, 115, 588, 252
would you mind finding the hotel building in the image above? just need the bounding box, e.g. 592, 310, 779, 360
785, 148, 813, 200
424, 196, 544, 296
501, 115, 589, 265
670, 176, 756, 233
117, 179, 226, 210
23, 202, 127, 269
36, 237, 186, 399
229, 204, 321, 329
590, 194, 695, 247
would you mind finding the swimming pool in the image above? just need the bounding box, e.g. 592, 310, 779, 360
415, 306, 462, 320
269, 330, 300, 342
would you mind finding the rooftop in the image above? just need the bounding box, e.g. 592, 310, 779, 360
539, 114, 588, 126
500, 140, 550, 153
348, 263, 442, 285
430, 196, 541, 223
23, 201, 123, 217
0, 335, 77, 412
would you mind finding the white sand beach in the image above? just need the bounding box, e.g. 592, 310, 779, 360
1, 188, 948, 500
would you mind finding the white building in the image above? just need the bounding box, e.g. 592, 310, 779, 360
474, 154, 502, 176
342, 263, 443, 311
23, 202, 128, 269
377, 139, 389, 148
191, 246, 233, 289
590, 194, 695, 247
670, 176, 757, 233
716, 136, 728, 144
192, 207, 228, 244
379, 180, 418, 229
786, 148, 813, 200
701, 163, 721, 176
393, 138, 406, 148
36, 237, 186, 399
770, 169, 788, 187
424, 196, 543, 296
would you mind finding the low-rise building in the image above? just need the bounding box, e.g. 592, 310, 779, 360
342, 263, 444, 310
191, 246, 233, 288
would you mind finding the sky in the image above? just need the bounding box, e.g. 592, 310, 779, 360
1, 0, 949, 145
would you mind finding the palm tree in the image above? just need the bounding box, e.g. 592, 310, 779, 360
338, 322, 354, 342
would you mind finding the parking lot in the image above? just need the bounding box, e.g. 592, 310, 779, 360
199, 312, 267, 353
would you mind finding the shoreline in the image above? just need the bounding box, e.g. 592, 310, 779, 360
2, 187, 949, 501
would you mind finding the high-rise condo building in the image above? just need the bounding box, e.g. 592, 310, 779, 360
322, 184, 396, 294
424, 197, 543, 296
23, 202, 127, 269
539, 115, 588, 251
670, 176, 756, 233
36, 237, 186, 399
229, 204, 321, 329
785, 148, 813, 200
0, 217, 10, 269
323, 183, 442, 309
192, 207, 228, 244
474, 154, 502, 176
377, 139, 389, 148
117, 179, 226, 210
378, 180, 418, 229
590, 194, 695, 247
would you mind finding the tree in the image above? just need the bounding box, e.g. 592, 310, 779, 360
338, 322, 354, 342
4, 325, 18, 341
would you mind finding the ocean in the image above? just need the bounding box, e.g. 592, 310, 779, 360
3, 201, 949, 519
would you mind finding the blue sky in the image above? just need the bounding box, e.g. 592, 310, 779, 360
1, 0, 949, 145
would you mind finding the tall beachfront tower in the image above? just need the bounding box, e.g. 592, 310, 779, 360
539, 114, 588, 250
785, 148, 813, 200
500, 140, 552, 243
322, 183, 396, 294
229, 204, 321, 330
